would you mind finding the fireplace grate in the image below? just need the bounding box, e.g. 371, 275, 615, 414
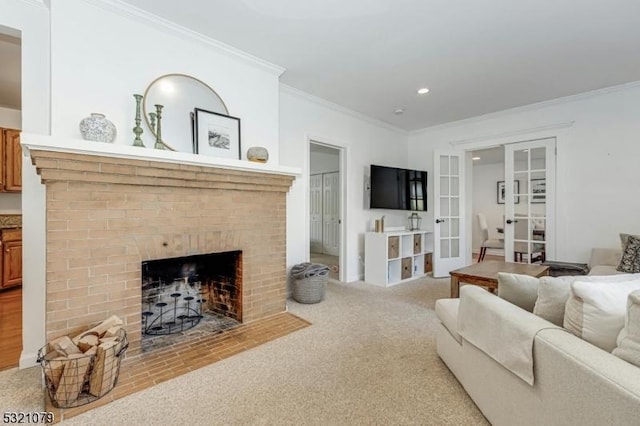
142, 279, 206, 336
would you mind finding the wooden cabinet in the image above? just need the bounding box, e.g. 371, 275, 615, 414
365, 230, 434, 286
0, 228, 22, 289
0, 129, 22, 192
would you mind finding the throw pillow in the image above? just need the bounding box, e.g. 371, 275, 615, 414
532, 276, 575, 326
620, 233, 640, 250
613, 290, 640, 367
497, 272, 539, 312
563, 278, 640, 352
617, 235, 640, 273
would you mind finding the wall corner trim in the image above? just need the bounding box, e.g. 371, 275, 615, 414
280, 84, 408, 135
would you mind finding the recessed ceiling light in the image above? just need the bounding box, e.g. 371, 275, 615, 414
472, 156, 481, 161
394, 108, 404, 115
417, 87, 430, 95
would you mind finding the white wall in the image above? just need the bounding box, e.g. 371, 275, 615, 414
49, 0, 282, 160
0, 0, 50, 367
310, 150, 339, 174
408, 82, 640, 263
280, 87, 409, 282
0, 106, 21, 129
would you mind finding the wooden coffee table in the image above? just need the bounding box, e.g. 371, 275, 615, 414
449, 261, 549, 298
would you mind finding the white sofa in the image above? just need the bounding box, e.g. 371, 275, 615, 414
436, 284, 640, 426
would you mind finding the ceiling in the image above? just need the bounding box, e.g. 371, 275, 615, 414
3, 2, 640, 130
121, 0, 640, 131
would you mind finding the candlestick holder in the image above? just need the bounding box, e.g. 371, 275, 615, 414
154, 104, 165, 149
132, 94, 145, 147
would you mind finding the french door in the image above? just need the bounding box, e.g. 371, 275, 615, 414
504, 138, 555, 263
433, 151, 466, 277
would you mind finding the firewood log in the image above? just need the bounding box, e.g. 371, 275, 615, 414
54, 353, 91, 406
77, 334, 99, 353
83, 345, 98, 356
88, 341, 118, 397
50, 336, 81, 357
43, 354, 67, 389
72, 315, 123, 343
103, 325, 123, 338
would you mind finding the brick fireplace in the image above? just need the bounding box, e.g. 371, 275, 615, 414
28, 145, 296, 357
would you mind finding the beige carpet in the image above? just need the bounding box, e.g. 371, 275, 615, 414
0, 277, 487, 425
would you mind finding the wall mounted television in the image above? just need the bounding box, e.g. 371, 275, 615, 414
369, 164, 428, 211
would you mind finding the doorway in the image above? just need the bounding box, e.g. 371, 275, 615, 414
468, 138, 556, 265
0, 27, 22, 371
470, 146, 506, 262
309, 142, 342, 281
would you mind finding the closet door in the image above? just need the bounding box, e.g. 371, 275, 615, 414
309, 174, 323, 253
322, 172, 340, 256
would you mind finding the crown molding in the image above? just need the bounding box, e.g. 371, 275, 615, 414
80, 0, 285, 77
449, 121, 574, 149
410, 80, 640, 136
280, 84, 407, 135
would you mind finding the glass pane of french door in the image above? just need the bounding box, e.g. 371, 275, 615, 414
433, 151, 465, 277
505, 138, 555, 263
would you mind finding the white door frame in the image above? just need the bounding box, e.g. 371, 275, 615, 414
308, 137, 347, 282
449, 121, 574, 265
433, 150, 466, 277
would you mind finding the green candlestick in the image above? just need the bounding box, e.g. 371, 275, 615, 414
154, 104, 165, 149
132, 94, 145, 147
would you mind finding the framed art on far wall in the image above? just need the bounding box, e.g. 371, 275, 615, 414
531, 178, 546, 203
497, 180, 520, 204
193, 108, 241, 159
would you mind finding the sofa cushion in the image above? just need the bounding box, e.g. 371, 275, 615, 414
589, 265, 625, 276
497, 272, 539, 312
613, 290, 640, 367
564, 278, 640, 352
588, 248, 622, 270
617, 235, 640, 273
435, 298, 461, 344
533, 276, 575, 326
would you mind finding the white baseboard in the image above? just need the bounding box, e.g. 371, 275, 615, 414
19, 351, 40, 369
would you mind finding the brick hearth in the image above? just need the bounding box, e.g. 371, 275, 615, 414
29, 149, 295, 357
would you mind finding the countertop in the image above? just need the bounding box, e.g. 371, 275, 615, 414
0, 215, 21, 229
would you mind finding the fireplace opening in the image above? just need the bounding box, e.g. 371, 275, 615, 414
141, 251, 242, 352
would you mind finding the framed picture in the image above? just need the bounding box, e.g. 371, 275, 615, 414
531, 179, 546, 203
497, 180, 520, 204
193, 108, 241, 159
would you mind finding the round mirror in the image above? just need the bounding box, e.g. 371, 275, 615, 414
143, 74, 228, 152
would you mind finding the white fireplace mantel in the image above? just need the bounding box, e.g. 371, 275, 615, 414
20, 133, 301, 177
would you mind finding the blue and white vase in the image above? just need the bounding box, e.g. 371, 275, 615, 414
79, 113, 117, 143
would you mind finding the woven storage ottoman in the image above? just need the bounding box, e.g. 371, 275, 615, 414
291, 262, 329, 304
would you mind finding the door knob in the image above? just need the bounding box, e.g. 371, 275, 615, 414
506, 219, 518, 224
435, 219, 445, 224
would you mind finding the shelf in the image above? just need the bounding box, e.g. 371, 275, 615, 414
364, 230, 434, 287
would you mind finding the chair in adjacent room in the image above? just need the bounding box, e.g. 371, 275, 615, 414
513, 217, 546, 263
477, 213, 504, 261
